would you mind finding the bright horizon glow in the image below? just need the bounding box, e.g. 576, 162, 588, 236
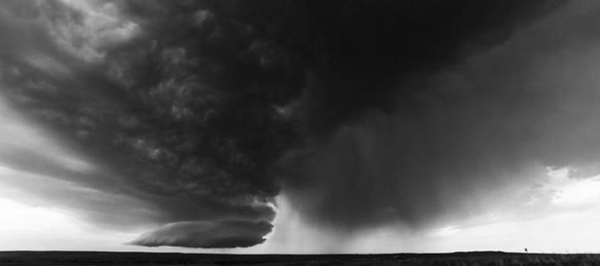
0, 197, 137, 251
2, 182, 600, 254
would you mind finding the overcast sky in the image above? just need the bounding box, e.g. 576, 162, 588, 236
2, 0, 600, 254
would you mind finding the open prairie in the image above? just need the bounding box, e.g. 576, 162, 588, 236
1, 251, 600, 266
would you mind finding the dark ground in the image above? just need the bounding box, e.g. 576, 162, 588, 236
1, 251, 600, 266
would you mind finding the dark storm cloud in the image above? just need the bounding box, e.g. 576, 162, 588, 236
280, 0, 600, 230
2, 0, 594, 249
131, 220, 273, 248
0, 0, 282, 248
229, 0, 565, 135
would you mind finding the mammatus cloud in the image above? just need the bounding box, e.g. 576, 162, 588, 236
5, 0, 600, 251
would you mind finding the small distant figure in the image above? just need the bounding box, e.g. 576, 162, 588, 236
525, 248, 528, 253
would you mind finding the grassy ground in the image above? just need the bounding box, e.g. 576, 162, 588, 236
1, 251, 600, 265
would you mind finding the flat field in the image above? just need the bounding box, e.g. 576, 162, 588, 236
1, 251, 599, 265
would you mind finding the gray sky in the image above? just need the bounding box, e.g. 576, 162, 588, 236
2, 0, 600, 253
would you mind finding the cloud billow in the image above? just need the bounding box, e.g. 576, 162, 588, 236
0, 0, 292, 248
